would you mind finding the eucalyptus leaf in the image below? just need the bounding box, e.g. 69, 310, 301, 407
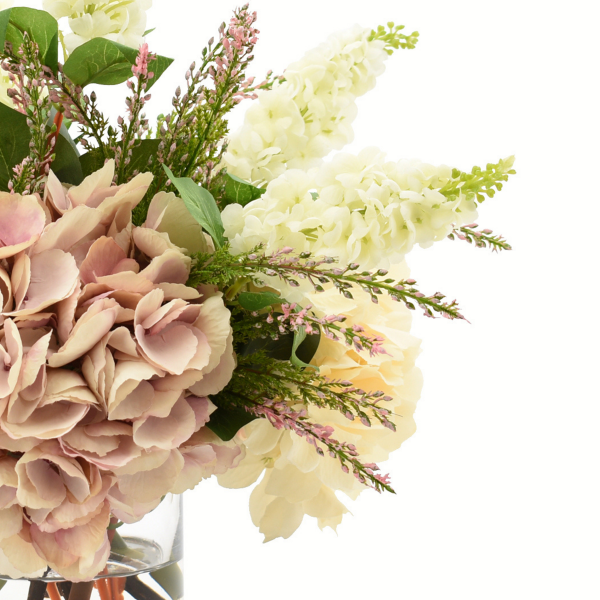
205, 403, 256, 442
63, 38, 173, 89
238, 291, 281, 312
163, 165, 225, 248
0, 7, 59, 71
224, 172, 265, 206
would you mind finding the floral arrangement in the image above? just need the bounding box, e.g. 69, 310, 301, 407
0, 0, 514, 597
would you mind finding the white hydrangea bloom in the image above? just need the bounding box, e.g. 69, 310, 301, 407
43, 0, 152, 53
0, 1, 13, 11
223, 147, 479, 271
223, 25, 390, 186
218, 265, 423, 541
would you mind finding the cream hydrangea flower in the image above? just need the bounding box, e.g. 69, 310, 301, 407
43, 0, 152, 54
223, 147, 480, 271
223, 26, 391, 185
218, 264, 423, 541
0, 1, 13, 10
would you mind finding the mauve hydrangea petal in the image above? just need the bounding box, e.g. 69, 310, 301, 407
0, 534, 47, 579
114, 449, 184, 504
9, 249, 79, 317
0, 193, 46, 259
48, 299, 121, 368
30, 205, 104, 256
0, 319, 23, 398
79, 236, 131, 284
67, 160, 115, 209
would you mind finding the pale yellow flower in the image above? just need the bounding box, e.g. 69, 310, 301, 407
218, 264, 423, 541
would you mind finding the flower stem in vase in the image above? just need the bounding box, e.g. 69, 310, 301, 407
58, 582, 73, 598
27, 581, 46, 600
68, 582, 95, 600
125, 577, 168, 600
47, 582, 62, 600
94, 577, 111, 600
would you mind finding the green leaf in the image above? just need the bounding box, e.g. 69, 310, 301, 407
79, 139, 159, 179
151, 563, 184, 600
224, 173, 265, 206
128, 138, 160, 173
206, 403, 256, 442
79, 148, 105, 178
0, 102, 30, 191
239, 326, 321, 366
0, 103, 84, 190
238, 291, 281, 312
143, 27, 156, 36
163, 165, 225, 248
291, 327, 313, 368
52, 133, 83, 185
62, 38, 173, 89
0, 7, 59, 71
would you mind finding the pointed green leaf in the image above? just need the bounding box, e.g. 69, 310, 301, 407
238, 291, 281, 312
0, 103, 83, 190
291, 326, 311, 368
224, 173, 265, 206
0, 102, 30, 191
0, 7, 59, 72
52, 133, 83, 185
79, 148, 105, 178
205, 403, 256, 442
62, 38, 173, 89
163, 165, 225, 248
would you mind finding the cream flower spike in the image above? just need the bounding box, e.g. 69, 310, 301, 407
43, 0, 153, 53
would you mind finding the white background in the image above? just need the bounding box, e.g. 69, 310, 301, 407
24, 0, 600, 598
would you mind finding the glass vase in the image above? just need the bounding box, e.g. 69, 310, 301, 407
0, 494, 183, 600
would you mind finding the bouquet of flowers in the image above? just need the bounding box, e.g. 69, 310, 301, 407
0, 1, 514, 598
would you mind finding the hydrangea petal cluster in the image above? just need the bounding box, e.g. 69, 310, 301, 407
0, 161, 240, 581
218, 264, 422, 541
222, 26, 391, 185
42, 0, 152, 53
223, 147, 480, 270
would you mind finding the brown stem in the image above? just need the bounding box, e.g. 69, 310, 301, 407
57, 582, 73, 599
124, 577, 167, 600
27, 581, 46, 600
47, 582, 63, 600
68, 582, 95, 600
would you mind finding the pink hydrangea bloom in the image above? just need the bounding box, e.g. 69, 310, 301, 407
0, 166, 240, 580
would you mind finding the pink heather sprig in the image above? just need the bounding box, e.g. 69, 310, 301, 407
235, 247, 466, 321
449, 223, 512, 252
113, 44, 156, 184
247, 399, 395, 494
235, 352, 397, 431
269, 303, 389, 357
46, 73, 110, 158
1, 38, 58, 194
